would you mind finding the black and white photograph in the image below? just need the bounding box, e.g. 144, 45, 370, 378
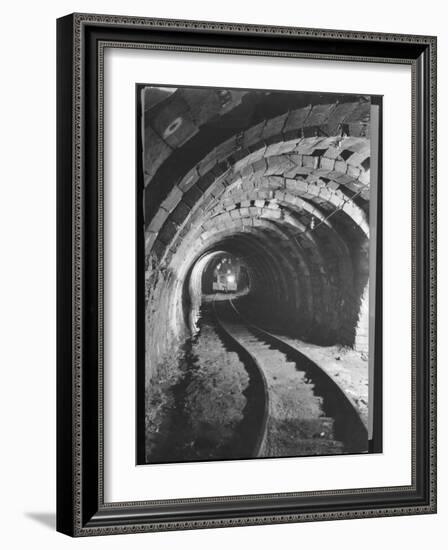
138, 84, 382, 465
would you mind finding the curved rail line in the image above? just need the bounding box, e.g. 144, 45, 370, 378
212, 301, 269, 457
213, 298, 368, 458
228, 299, 368, 431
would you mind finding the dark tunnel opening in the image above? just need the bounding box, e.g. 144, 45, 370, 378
179, 213, 369, 348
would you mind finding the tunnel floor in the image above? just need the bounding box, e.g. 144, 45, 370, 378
145, 302, 257, 463
145, 296, 368, 464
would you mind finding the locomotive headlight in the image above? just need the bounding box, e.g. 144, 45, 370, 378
226, 275, 235, 284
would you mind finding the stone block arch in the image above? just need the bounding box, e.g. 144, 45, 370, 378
142, 87, 373, 368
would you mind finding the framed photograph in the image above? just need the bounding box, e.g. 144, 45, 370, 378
56, 13, 437, 536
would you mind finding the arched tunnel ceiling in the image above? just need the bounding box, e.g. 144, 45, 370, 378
143, 86, 372, 348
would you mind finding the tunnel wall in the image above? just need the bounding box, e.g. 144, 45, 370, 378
354, 283, 369, 352
144, 255, 187, 384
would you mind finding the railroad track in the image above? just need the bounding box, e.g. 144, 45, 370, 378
213, 299, 368, 459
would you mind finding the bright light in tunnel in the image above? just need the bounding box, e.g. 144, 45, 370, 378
227, 275, 235, 284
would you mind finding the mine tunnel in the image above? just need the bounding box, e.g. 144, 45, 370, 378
141, 84, 376, 463
143, 86, 371, 369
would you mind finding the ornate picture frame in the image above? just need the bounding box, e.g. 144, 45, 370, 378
56, 13, 437, 536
